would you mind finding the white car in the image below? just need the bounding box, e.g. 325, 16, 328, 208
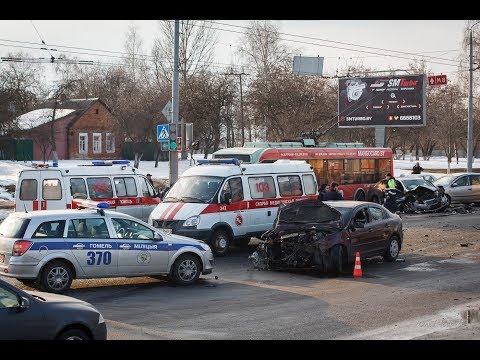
0, 202, 214, 293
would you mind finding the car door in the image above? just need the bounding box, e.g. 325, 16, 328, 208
40, 170, 65, 210
219, 177, 248, 237
449, 175, 470, 203
366, 205, 391, 254
16, 171, 41, 211
66, 217, 119, 277
140, 177, 161, 222
113, 176, 143, 220
469, 174, 480, 202
0, 283, 48, 340
246, 175, 277, 235
349, 206, 377, 257
111, 217, 169, 275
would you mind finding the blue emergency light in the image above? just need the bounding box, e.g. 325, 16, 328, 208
197, 158, 240, 165
91, 160, 130, 166
112, 160, 130, 165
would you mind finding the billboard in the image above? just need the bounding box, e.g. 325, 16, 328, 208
293, 56, 324, 76
338, 74, 426, 128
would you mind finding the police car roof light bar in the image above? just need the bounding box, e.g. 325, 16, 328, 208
197, 158, 241, 166
75, 200, 110, 216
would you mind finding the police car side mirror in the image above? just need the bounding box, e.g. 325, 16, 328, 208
154, 232, 163, 241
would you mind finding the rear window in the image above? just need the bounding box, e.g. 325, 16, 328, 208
43, 179, 62, 200
19, 179, 37, 200
0, 217, 31, 238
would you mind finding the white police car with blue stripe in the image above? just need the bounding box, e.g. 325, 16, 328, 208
0, 201, 214, 293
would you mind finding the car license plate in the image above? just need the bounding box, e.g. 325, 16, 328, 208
163, 229, 172, 235
0, 254, 4, 263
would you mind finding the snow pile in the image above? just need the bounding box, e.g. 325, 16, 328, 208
16, 108, 77, 130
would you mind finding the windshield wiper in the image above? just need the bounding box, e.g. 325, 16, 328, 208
180, 196, 206, 203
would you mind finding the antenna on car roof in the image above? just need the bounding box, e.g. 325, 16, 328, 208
22, 201, 28, 213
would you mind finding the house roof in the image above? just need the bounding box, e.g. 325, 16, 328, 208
16, 108, 77, 130
57, 98, 99, 110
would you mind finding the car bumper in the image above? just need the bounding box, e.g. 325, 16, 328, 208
174, 228, 213, 242
93, 322, 108, 340
0, 263, 39, 279
202, 250, 214, 275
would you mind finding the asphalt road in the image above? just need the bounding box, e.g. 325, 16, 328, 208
4, 211, 480, 340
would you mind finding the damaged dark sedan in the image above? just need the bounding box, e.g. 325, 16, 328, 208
249, 199, 403, 274
367, 176, 449, 213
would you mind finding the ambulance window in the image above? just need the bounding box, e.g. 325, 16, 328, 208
222, 177, 244, 203
278, 175, 302, 197
19, 179, 37, 200
141, 178, 155, 197
32, 220, 65, 238
42, 179, 62, 200
114, 177, 138, 197
248, 176, 276, 199
87, 177, 113, 199
70, 178, 87, 199
302, 174, 317, 195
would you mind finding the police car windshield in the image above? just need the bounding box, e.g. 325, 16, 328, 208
163, 176, 224, 204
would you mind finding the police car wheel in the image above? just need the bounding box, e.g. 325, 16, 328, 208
211, 229, 231, 257
171, 254, 201, 285
40, 261, 73, 294
56, 328, 91, 340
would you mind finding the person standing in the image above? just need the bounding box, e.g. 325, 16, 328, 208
385, 173, 397, 189
318, 183, 329, 201
323, 182, 344, 200
412, 162, 424, 174
146, 173, 155, 187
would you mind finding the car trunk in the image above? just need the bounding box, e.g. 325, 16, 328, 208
0, 217, 31, 266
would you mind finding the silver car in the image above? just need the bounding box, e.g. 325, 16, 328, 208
0, 205, 214, 293
433, 173, 480, 206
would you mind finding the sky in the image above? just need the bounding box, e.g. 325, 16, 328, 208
0, 20, 470, 84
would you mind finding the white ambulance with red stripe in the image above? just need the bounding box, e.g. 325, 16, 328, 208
148, 158, 318, 256
14, 160, 160, 222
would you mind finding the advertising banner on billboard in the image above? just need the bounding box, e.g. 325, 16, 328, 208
338, 74, 426, 128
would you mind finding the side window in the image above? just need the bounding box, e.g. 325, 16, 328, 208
469, 174, 480, 185
111, 218, 155, 240
367, 206, 384, 222
32, 220, 66, 238
70, 178, 87, 199
221, 177, 244, 203
87, 177, 113, 199
302, 174, 317, 195
454, 176, 469, 187
248, 176, 276, 199
42, 179, 62, 200
353, 208, 367, 224
19, 179, 37, 200
0, 284, 20, 308
114, 177, 138, 197
141, 178, 155, 197
278, 175, 302, 197
67, 218, 109, 238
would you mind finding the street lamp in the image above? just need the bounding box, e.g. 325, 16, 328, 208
467, 20, 480, 172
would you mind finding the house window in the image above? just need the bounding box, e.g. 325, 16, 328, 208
93, 133, 102, 154
79, 133, 88, 154
106, 133, 115, 153
95, 109, 99, 114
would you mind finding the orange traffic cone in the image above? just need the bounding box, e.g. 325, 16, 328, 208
353, 251, 362, 278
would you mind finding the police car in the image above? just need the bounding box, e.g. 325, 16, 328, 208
0, 201, 214, 294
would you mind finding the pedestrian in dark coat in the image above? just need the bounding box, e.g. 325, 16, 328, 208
323, 182, 344, 200
412, 162, 424, 174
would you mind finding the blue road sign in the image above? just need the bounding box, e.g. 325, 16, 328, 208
157, 124, 170, 142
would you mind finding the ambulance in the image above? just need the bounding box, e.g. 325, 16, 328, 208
14, 160, 160, 222
148, 158, 318, 256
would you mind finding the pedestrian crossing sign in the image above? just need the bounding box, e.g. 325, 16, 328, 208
157, 124, 170, 142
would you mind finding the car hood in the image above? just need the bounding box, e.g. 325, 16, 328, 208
405, 184, 438, 194
27, 291, 92, 306
274, 199, 343, 229
168, 234, 207, 247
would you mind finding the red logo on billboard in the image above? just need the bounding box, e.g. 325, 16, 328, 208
388, 115, 394, 121
340, 116, 346, 122
428, 75, 447, 86
235, 214, 243, 226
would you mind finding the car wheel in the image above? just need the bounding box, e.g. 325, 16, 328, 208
329, 244, 344, 275
354, 190, 365, 201
371, 195, 380, 204
211, 229, 231, 256
384, 236, 400, 262
56, 328, 91, 340
171, 253, 201, 286
40, 260, 73, 294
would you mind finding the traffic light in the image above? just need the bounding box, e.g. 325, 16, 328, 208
170, 140, 177, 151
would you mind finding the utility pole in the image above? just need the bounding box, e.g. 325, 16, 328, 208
224, 69, 249, 145
468, 20, 480, 172
169, 20, 180, 185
